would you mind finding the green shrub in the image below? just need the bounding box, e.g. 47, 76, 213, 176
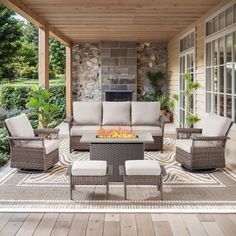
0, 152, 9, 167
0, 128, 9, 154
0, 84, 66, 124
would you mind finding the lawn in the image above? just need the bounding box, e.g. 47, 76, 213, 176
0, 78, 65, 86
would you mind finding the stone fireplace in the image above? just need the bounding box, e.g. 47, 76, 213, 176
101, 41, 137, 101
72, 42, 167, 102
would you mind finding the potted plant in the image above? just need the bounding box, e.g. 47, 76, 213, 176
26, 86, 59, 128
146, 70, 164, 97
184, 73, 201, 128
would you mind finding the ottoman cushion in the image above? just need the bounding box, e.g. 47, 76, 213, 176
72, 161, 107, 176
125, 160, 161, 176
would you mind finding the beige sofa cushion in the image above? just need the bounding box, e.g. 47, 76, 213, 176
125, 160, 161, 176
5, 113, 35, 138
202, 113, 232, 137
132, 126, 162, 136
73, 102, 102, 125
70, 126, 101, 136
131, 102, 160, 125
72, 160, 107, 176
102, 102, 131, 125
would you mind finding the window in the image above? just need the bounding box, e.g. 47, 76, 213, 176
179, 30, 195, 127
206, 3, 236, 36
205, 6, 236, 123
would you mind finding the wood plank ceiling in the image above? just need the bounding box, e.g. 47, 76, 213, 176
21, 0, 222, 43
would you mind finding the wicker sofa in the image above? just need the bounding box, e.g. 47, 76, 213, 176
175, 113, 233, 171
65, 101, 165, 152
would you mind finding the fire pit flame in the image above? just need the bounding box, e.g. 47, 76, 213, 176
97, 127, 137, 138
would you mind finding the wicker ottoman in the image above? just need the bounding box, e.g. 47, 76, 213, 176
68, 161, 113, 200
119, 160, 167, 200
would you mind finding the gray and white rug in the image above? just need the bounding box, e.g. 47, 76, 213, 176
0, 138, 236, 213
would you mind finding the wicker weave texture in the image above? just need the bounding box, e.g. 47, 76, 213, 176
90, 143, 144, 182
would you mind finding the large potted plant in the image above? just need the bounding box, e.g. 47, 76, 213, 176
184, 73, 201, 128
26, 86, 59, 128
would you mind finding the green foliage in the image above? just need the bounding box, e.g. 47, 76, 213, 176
167, 94, 179, 111
156, 95, 168, 110
0, 4, 23, 81
186, 114, 201, 126
0, 152, 9, 168
184, 73, 201, 127
26, 87, 60, 128
0, 128, 9, 154
146, 70, 164, 97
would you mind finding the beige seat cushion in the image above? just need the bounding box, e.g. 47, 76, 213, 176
72, 160, 107, 176
125, 160, 161, 176
132, 126, 162, 136
5, 113, 35, 138
176, 139, 193, 153
21, 140, 60, 155
131, 102, 160, 125
70, 126, 101, 136
73, 102, 102, 125
202, 113, 232, 137
176, 139, 217, 154
102, 102, 131, 125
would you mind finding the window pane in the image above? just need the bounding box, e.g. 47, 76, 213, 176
180, 39, 183, 52
206, 68, 212, 91
234, 97, 236, 122
226, 34, 232, 63
226, 96, 232, 118
219, 66, 224, 93
233, 32, 236, 62
213, 16, 219, 33
234, 4, 236, 23
234, 64, 236, 93
180, 75, 184, 90
220, 95, 224, 116
206, 42, 212, 66
219, 12, 225, 30
206, 93, 212, 112
226, 65, 232, 94
190, 32, 195, 48
213, 40, 218, 65
214, 94, 218, 114
213, 67, 218, 92
186, 34, 191, 50
226, 6, 233, 27
206, 20, 213, 36
219, 37, 224, 65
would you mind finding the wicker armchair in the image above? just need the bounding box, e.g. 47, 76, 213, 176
5, 114, 60, 171
175, 114, 233, 171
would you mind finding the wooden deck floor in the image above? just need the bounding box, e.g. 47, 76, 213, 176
0, 213, 236, 236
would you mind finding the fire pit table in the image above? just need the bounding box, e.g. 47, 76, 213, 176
80, 133, 154, 182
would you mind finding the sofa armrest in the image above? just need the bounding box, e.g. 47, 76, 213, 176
64, 116, 73, 124
159, 116, 165, 136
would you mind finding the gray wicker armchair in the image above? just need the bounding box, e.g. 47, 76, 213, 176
5, 114, 60, 171
175, 113, 233, 171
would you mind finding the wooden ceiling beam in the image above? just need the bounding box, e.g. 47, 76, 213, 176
0, 0, 72, 47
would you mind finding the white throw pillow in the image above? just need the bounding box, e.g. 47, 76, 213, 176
131, 102, 160, 125
73, 102, 102, 125
5, 113, 35, 138
102, 102, 131, 125
202, 113, 232, 137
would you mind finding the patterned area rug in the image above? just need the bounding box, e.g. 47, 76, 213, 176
0, 137, 236, 213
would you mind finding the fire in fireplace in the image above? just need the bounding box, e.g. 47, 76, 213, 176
97, 127, 137, 138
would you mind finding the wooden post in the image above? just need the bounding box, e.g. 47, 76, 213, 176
66, 46, 72, 116
38, 27, 49, 90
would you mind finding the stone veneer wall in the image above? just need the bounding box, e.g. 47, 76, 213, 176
101, 41, 137, 101
72, 43, 101, 101
137, 42, 168, 100
72, 42, 167, 101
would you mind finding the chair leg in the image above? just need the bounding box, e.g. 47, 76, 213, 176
70, 183, 73, 200
159, 177, 163, 200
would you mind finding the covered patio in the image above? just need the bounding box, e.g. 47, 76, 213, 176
1, 0, 236, 235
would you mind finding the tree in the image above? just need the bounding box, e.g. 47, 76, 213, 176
0, 4, 23, 81
49, 37, 66, 79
